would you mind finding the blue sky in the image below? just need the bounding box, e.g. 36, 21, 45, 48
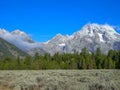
0, 0, 120, 42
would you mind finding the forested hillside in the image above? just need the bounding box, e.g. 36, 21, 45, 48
0, 37, 27, 60
0, 47, 120, 70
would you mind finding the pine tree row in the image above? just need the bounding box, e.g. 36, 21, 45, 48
0, 47, 120, 70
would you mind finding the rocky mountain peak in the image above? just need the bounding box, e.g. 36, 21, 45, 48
80, 23, 118, 34
11, 29, 34, 43
73, 23, 119, 40
43, 23, 120, 54
50, 33, 66, 43
11, 29, 27, 36
0, 23, 120, 55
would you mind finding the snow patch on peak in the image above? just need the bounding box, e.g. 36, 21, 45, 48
98, 33, 105, 42
75, 23, 119, 38
82, 23, 115, 31
58, 43, 65, 47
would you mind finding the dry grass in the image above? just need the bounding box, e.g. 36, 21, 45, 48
0, 70, 119, 90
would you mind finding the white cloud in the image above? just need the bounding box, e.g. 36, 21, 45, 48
0, 29, 42, 51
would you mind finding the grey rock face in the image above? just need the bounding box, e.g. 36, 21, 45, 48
1, 23, 120, 55
43, 24, 120, 54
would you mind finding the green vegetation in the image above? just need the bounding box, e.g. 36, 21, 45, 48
0, 37, 27, 60
0, 47, 120, 70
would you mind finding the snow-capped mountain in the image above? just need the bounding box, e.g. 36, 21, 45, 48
43, 33, 74, 54
0, 23, 120, 55
43, 23, 120, 54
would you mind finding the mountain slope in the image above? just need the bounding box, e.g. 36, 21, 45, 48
0, 37, 27, 59
1, 23, 120, 55
11, 30, 34, 43
0, 29, 42, 51
67, 24, 120, 53
43, 23, 120, 54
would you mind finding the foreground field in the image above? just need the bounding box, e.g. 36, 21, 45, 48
0, 70, 119, 90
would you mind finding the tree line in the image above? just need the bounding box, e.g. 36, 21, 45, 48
0, 47, 120, 70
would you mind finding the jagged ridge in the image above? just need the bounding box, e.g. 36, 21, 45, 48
0, 23, 120, 55
43, 23, 120, 54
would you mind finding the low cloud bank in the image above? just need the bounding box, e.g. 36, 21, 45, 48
0, 29, 42, 51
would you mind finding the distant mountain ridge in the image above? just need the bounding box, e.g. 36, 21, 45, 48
11, 30, 34, 43
43, 23, 120, 54
0, 29, 42, 52
0, 23, 120, 55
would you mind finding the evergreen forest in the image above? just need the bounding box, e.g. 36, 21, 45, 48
0, 47, 120, 70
